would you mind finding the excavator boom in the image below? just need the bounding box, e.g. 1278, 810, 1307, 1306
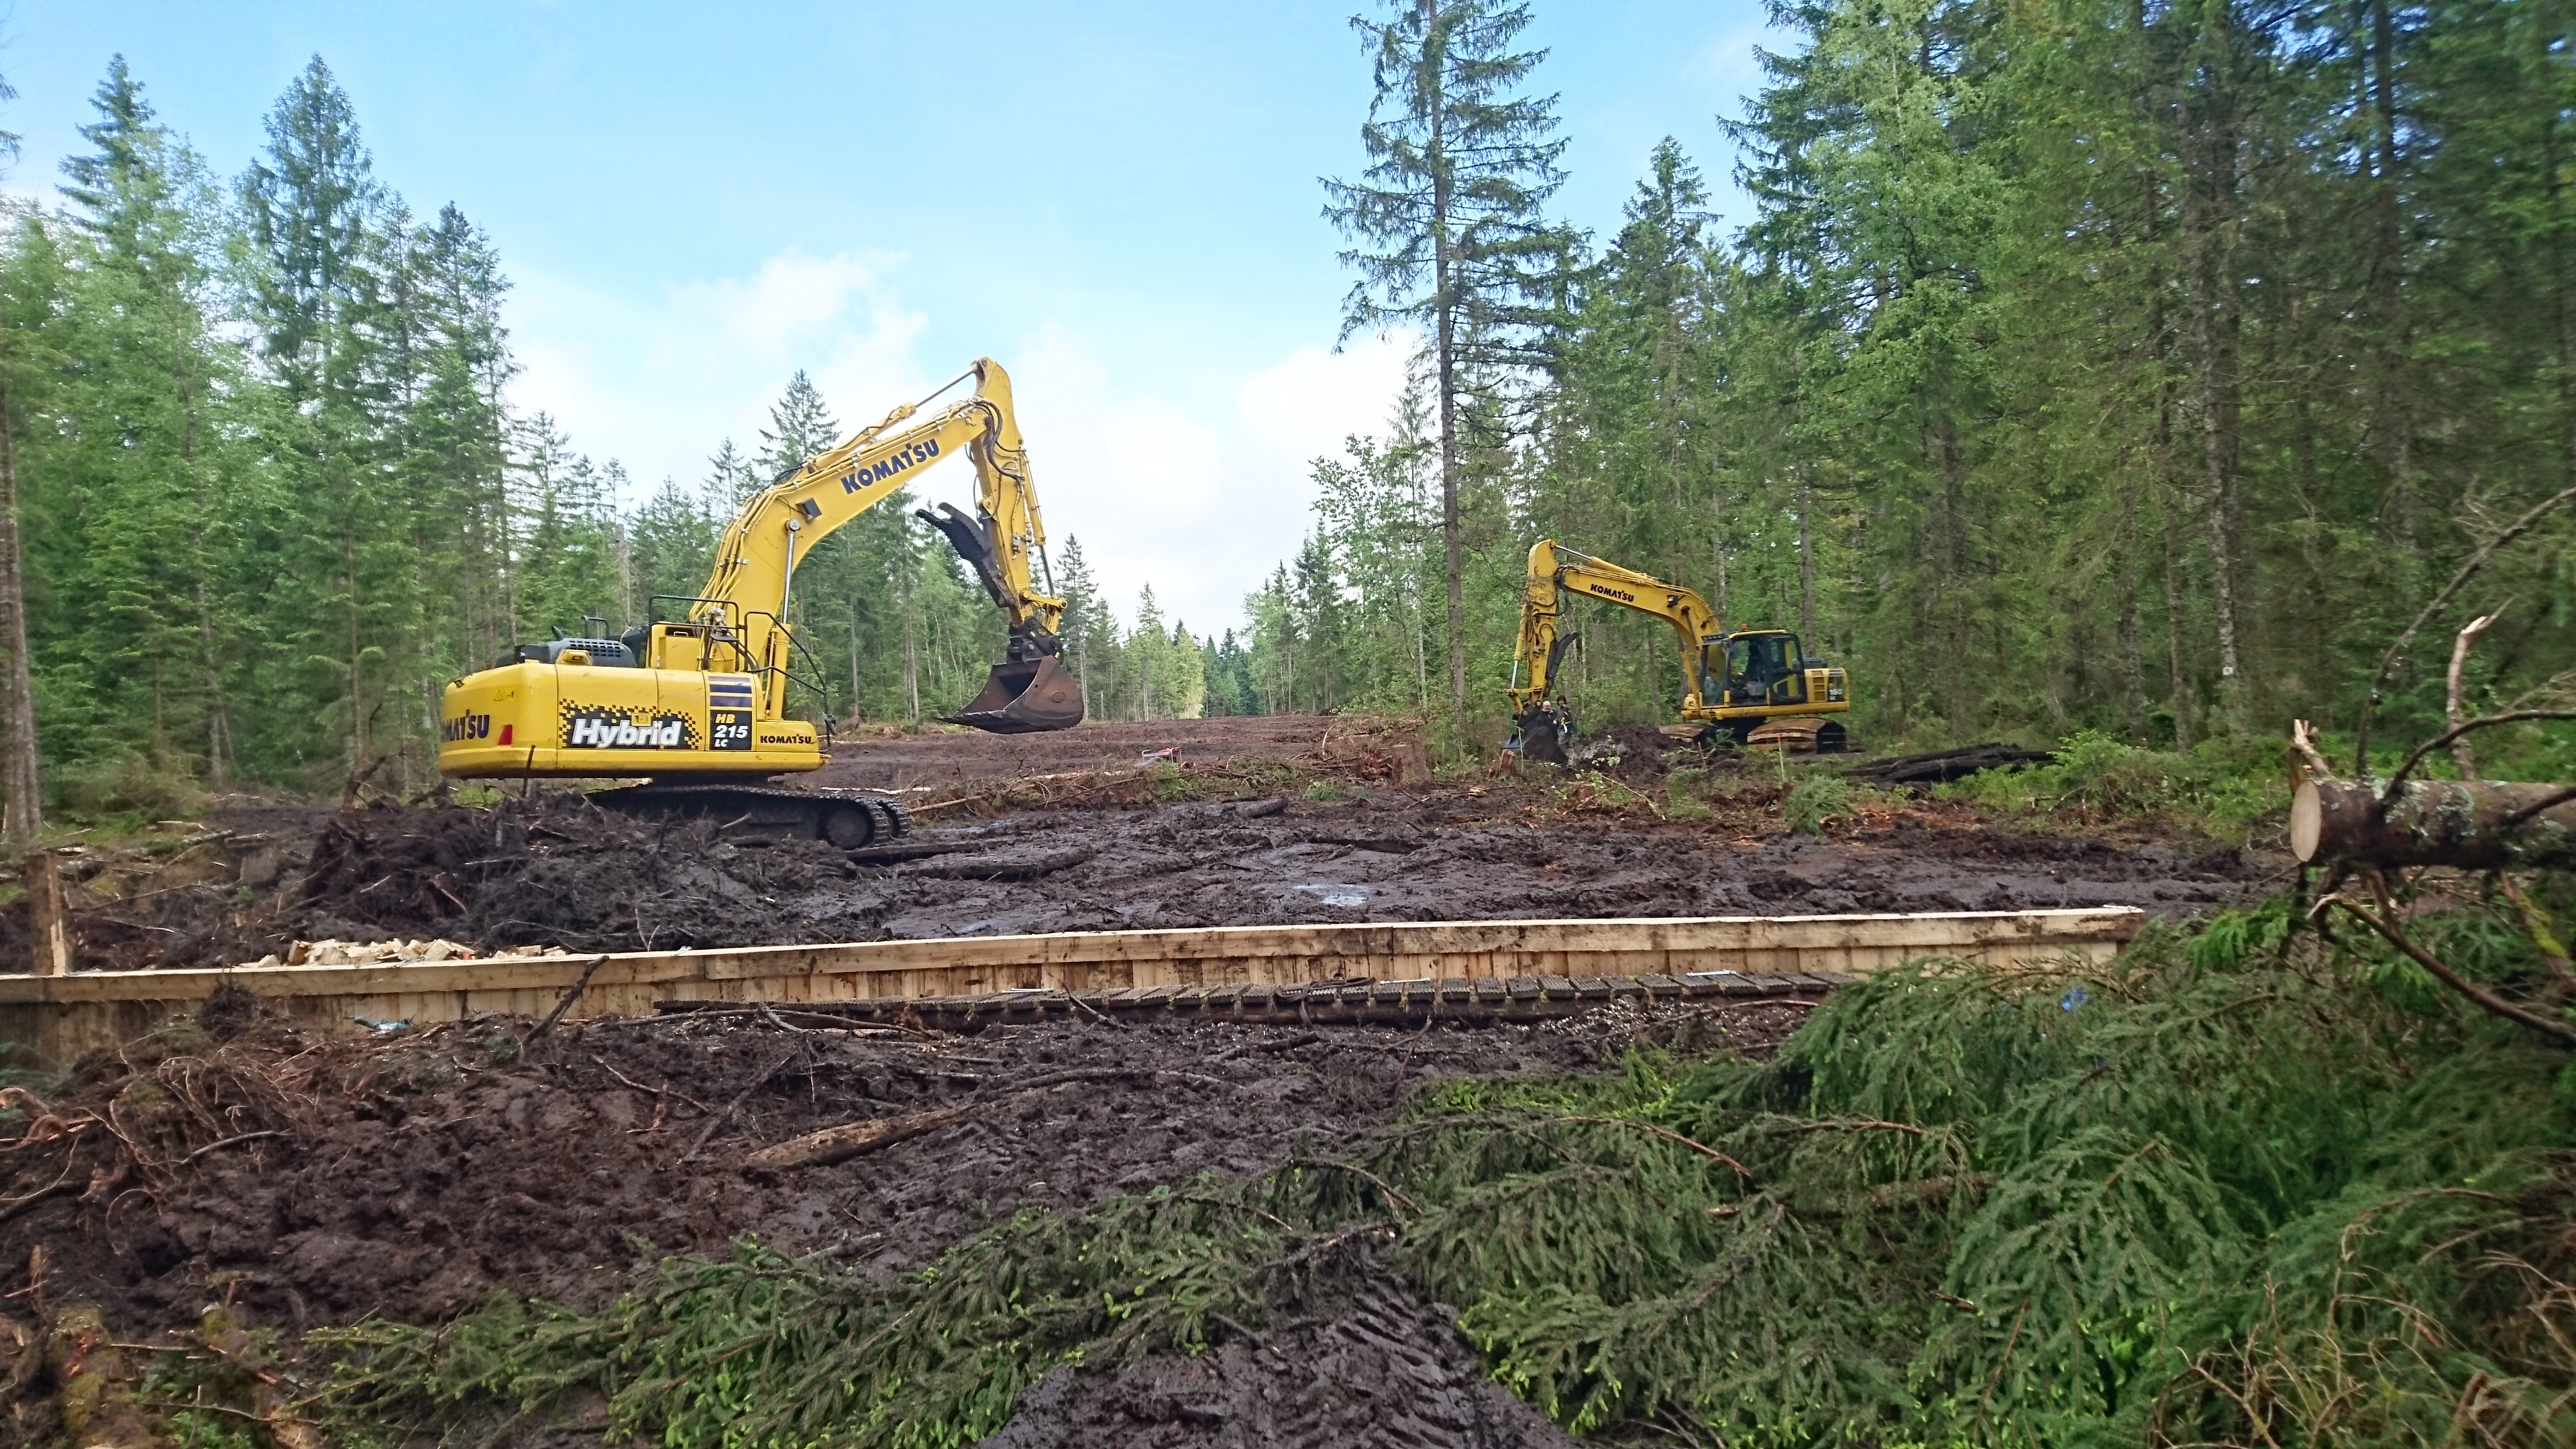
697, 358, 1079, 732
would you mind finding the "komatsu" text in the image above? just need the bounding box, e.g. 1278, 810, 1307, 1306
841, 439, 940, 492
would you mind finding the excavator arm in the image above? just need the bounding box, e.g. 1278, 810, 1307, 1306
690, 358, 1079, 731
1507, 540, 1724, 721
438, 358, 1081, 807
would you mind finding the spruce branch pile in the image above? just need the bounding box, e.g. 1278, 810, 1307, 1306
317, 918, 2576, 1447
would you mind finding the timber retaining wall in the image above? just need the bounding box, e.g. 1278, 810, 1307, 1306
0, 907, 2144, 1067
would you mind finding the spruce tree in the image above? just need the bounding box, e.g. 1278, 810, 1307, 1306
1324, 0, 1570, 729
0, 218, 58, 843
755, 370, 841, 481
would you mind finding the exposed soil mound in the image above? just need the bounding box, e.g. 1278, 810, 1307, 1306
292, 794, 881, 953
300, 803, 495, 924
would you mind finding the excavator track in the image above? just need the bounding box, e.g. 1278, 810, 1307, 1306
592, 782, 912, 849
657, 968, 1858, 1032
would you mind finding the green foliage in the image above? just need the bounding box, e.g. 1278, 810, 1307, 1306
1783, 771, 1853, 834
1943, 731, 2287, 839
4, 57, 1233, 816
1263, 0, 2576, 759
317, 917, 2576, 1448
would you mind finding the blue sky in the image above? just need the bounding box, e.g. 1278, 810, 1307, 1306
2, 1, 1782, 633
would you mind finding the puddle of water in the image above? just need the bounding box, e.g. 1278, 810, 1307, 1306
1295, 883, 1372, 909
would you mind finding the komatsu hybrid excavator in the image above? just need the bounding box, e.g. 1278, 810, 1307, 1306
1505, 539, 1852, 765
436, 358, 1080, 845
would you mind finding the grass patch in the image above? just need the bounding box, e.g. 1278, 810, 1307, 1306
1782, 772, 1852, 834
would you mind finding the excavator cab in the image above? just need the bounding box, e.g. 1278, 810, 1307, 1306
1721, 631, 1807, 708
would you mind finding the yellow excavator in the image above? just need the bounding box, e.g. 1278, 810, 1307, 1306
1505, 539, 1851, 765
436, 358, 1081, 845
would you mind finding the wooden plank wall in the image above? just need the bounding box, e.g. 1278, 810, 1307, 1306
0, 908, 2144, 1068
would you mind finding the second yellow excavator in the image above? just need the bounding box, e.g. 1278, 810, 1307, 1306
1505, 539, 1852, 765
435, 358, 1079, 844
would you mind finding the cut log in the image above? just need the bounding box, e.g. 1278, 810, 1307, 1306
1847, 744, 2050, 788
743, 1098, 988, 1170
23, 851, 69, 977
2290, 777, 2576, 868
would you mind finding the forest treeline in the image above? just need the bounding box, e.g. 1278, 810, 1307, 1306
0, 57, 1244, 803
12, 0, 2576, 802
1250, 0, 2576, 760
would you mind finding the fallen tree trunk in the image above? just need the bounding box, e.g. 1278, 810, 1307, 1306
742, 1099, 990, 1171
1846, 744, 2049, 788
2291, 778, 2576, 868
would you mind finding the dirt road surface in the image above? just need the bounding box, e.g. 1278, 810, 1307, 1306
0, 716, 2279, 1444
811, 716, 1340, 790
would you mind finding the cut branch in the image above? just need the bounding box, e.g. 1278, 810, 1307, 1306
2381, 711, 2576, 799
2290, 719, 2334, 783
2446, 608, 2505, 779
2312, 890, 2576, 1043
2355, 483, 2576, 773
745, 1098, 990, 1171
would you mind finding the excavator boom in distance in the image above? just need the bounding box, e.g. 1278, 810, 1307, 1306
435, 358, 1081, 845
1505, 539, 1851, 765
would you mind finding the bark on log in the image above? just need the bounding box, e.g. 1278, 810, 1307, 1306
2290, 777, 2576, 868
24, 851, 70, 977
742, 1099, 988, 1171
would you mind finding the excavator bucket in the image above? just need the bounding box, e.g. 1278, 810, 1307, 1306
950, 654, 1085, 734
1510, 706, 1572, 767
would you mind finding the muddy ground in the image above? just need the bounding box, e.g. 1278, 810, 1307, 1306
0, 992, 1788, 1446
811, 715, 1359, 791
0, 716, 2285, 1444
6, 716, 2264, 974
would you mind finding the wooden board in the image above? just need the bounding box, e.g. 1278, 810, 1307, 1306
0, 908, 2144, 1067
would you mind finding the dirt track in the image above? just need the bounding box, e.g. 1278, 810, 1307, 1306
812, 716, 1344, 790
0, 717, 2282, 1445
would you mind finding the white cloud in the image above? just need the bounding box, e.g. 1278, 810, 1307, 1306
505, 247, 930, 493
508, 248, 1411, 635
1236, 333, 1416, 471
1006, 328, 1413, 635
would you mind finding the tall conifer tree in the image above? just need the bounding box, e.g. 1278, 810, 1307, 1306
1324, 0, 1569, 727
